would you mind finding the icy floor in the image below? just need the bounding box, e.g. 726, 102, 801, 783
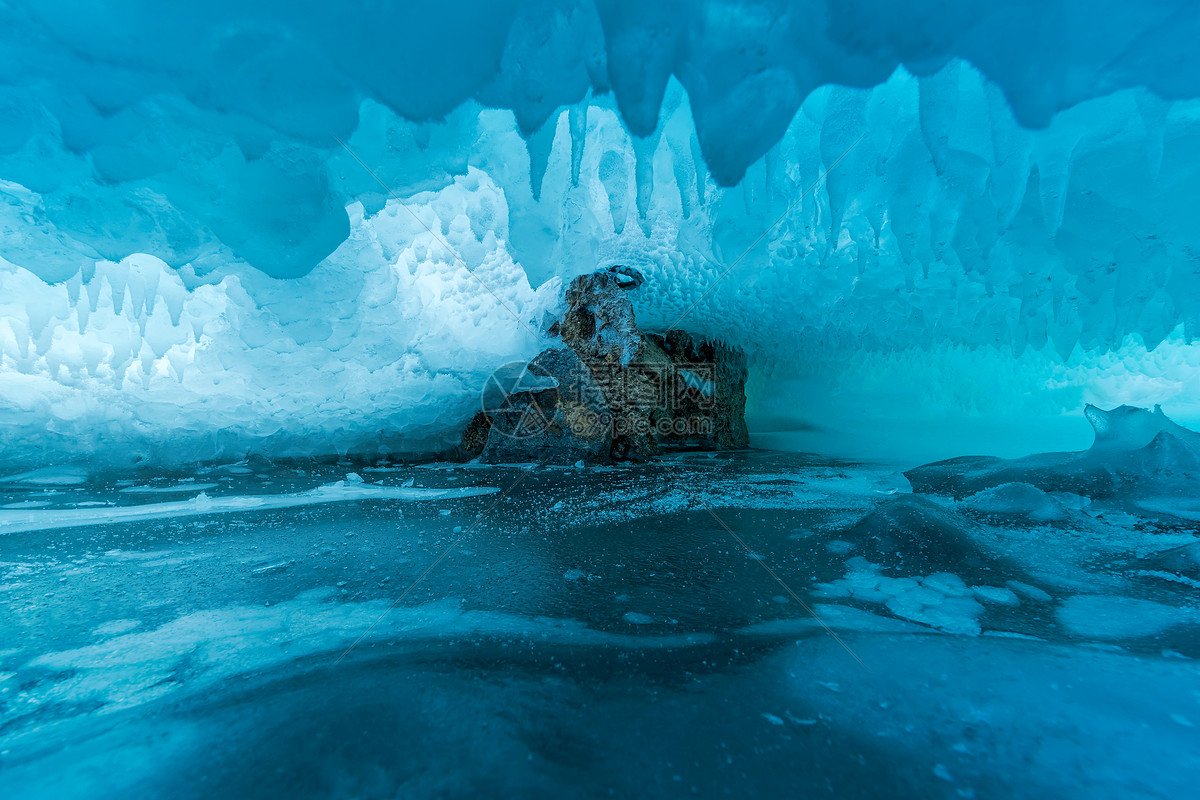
1, 452, 1199, 799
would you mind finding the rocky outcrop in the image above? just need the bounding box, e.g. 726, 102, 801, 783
475, 347, 612, 465
467, 266, 749, 465
648, 330, 749, 451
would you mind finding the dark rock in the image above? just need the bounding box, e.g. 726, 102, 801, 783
468, 266, 749, 464
552, 269, 643, 366
605, 264, 645, 289
479, 348, 612, 465
648, 330, 750, 450
459, 411, 492, 460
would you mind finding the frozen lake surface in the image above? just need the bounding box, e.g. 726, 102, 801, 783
1, 451, 1198, 798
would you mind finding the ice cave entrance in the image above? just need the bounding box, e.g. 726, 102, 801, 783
3, 3, 1200, 798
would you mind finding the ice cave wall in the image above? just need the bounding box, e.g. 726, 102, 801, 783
4, 1, 1200, 467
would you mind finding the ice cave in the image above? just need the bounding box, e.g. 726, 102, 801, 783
2, 1, 1200, 797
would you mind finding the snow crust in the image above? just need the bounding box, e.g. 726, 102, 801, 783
6, 2, 1200, 464
1, 171, 554, 467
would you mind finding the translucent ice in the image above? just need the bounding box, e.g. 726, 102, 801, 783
5, 3, 1200, 465
907, 404, 1200, 499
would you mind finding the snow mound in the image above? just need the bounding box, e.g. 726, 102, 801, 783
0, 170, 554, 468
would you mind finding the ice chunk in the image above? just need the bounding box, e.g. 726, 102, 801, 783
119, 483, 220, 494
1056, 595, 1196, 640
1085, 405, 1200, 454
961, 483, 1068, 522
971, 586, 1021, 607
820, 559, 985, 634
907, 406, 1200, 499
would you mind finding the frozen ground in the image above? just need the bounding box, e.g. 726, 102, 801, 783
1, 451, 1198, 799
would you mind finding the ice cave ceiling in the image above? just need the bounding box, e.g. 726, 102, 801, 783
4, 0, 1200, 467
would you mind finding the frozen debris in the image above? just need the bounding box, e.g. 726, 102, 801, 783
816, 560, 985, 635
960, 483, 1068, 522
1056, 595, 1196, 640
971, 586, 1021, 606
119, 483, 220, 494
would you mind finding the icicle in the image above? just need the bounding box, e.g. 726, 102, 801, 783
632, 132, 657, 236
1032, 143, 1074, 238
132, 257, 162, 316
568, 103, 587, 188
161, 280, 186, 327
25, 298, 52, 340
598, 149, 628, 235
43, 349, 61, 380
108, 339, 132, 384
34, 326, 55, 358
690, 132, 706, 206
81, 340, 105, 377
525, 116, 558, 202
918, 67, 958, 174
64, 270, 82, 307
138, 344, 156, 387
166, 348, 189, 383
127, 269, 146, 321
85, 268, 103, 312
9, 318, 30, 360
670, 137, 695, 220
106, 260, 130, 315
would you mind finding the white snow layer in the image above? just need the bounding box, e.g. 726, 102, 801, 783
1, 171, 556, 466
6, 2, 1200, 465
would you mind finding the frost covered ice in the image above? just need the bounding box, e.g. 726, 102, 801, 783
2, 453, 1200, 798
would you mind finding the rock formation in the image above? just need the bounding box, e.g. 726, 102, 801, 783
463, 266, 749, 464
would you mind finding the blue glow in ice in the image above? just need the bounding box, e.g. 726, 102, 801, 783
4, 1, 1200, 465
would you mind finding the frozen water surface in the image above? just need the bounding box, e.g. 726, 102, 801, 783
2, 452, 1198, 799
